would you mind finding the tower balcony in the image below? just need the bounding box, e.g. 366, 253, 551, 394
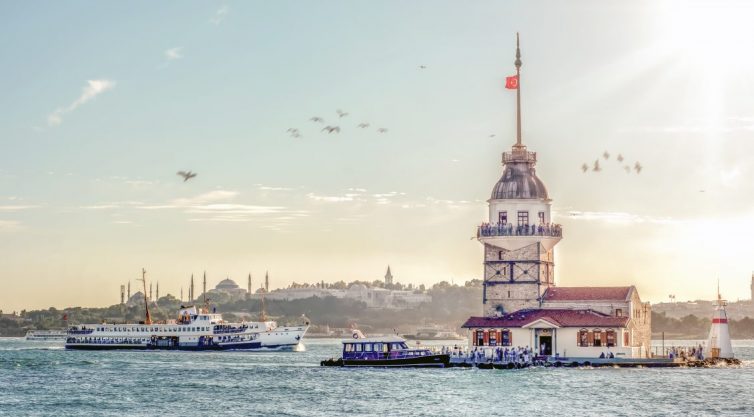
502, 149, 537, 164
477, 223, 562, 251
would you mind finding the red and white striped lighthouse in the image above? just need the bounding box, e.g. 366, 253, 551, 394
706, 286, 734, 359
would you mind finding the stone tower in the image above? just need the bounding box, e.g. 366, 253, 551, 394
385, 266, 394, 286
476, 34, 562, 316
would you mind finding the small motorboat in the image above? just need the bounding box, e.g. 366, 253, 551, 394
321, 330, 450, 368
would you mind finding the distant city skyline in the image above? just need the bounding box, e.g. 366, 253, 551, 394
2, 1, 754, 311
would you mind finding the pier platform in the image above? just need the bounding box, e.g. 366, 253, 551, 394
447, 356, 741, 369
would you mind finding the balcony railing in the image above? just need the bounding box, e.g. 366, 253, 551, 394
478, 223, 562, 238
502, 150, 537, 164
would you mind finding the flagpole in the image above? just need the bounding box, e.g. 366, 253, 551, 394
515, 32, 522, 148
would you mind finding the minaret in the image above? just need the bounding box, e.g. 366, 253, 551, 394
248, 273, 252, 295
127, 281, 131, 299
477, 33, 562, 316
190, 274, 195, 302
156, 282, 159, 301
265, 271, 270, 292
202, 271, 207, 304
180, 287, 184, 302
385, 266, 394, 286
707, 283, 734, 358
120, 285, 125, 305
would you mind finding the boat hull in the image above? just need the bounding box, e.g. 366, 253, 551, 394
64, 342, 300, 351
337, 354, 450, 368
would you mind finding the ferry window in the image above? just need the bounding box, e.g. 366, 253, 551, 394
355, 344, 363, 352
364, 344, 373, 352
517, 211, 529, 226
499, 211, 507, 225
538, 211, 545, 224
383, 344, 388, 353
400, 343, 408, 349
391, 343, 401, 350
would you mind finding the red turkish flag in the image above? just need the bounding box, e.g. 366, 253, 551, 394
505, 75, 519, 89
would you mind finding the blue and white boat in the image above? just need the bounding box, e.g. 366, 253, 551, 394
65, 305, 308, 351
321, 331, 450, 367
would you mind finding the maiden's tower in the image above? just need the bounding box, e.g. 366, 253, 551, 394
463, 34, 652, 358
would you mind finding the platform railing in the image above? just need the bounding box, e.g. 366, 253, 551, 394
477, 223, 562, 238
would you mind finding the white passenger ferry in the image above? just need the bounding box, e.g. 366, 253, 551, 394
65, 269, 308, 351
26, 329, 68, 341
65, 305, 308, 351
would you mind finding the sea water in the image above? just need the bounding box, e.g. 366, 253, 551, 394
1, 338, 753, 416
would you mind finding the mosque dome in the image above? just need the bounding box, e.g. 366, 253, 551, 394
491, 150, 549, 200
215, 278, 240, 290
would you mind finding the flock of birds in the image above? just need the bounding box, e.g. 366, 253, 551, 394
582, 151, 642, 174
287, 109, 389, 139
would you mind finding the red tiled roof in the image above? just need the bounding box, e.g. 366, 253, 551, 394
461, 309, 629, 329
542, 286, 633, 302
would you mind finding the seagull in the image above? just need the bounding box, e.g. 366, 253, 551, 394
357, 122, 370, 128
419, 65, 427, 69
286, 128, 301, 138
377, 128, 388, 134
322, 126, 340, 134
603, 151, 610, 160
617, 154, 624, 163
592, 160, 601, 172
634, 162, 643, 174
581, 163, 589, 173
489, 134, 496, 138
310, 117, 324, 123
177, 171, 197, 182
336, 109, 349, 118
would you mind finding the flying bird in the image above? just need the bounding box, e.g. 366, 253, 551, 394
419, 65, 427, 69
489, 134, 496, 138
322, 126, 341, 134
310, 117, 324, 123
287, 128, 301, 138
357, 122, 370, 128
603, 151, 610, 160
634, 162, 643, 174
617, 154, 624, 163
581, 163, 589, 173
377, 128, 388, 134
336, 109, 349, 118
592, 160, 601, 172
177, 171, 197, 182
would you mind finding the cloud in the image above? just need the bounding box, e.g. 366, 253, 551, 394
307, 192, 364, 203
164, 47, 183, 61
564, 210, 677, 224
210, 5, 229, 24
0, 205, 39, 211
0, 220, 21, 231
257, 185, 293, 191
48, 79, 115, 126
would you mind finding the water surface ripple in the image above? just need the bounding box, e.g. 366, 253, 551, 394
2, 339, 753, 416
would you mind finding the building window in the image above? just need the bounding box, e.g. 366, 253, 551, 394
498, 251, 504, 260
624, 331, 630, 346
507, 290, 511, 298
538, 211, 545, 224
489, 331, 497, 346
606, 330, 616, 347
517, 211, 529, 226
578, 329, 589, 347
499, 211, 508, 225
475, 331, 484, 346
615, 309, 622, 317
593, 330, 602, 347
502, 329, 511, 346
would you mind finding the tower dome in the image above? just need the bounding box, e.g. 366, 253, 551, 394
491, 155, 549, 200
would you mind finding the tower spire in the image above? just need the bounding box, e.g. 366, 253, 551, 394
514, 32, 523, 148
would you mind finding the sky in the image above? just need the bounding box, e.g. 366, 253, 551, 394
2, 0, 754, 312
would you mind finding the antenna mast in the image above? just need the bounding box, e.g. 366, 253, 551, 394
514, 32, 523, 148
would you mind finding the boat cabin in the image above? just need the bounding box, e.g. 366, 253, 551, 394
341, 337, 434, 361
